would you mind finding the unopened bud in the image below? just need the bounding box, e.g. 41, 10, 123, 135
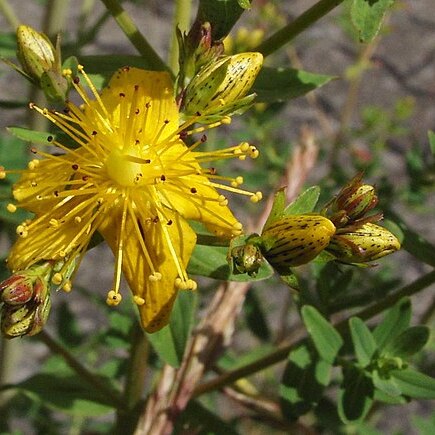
228, 240, 263, 276
261, 215, 336, 271
327, 223, 400, 264
0, 262, 52, 338
16, 25, 56, 80
183, 52, 263, 121
326, 173, 378, 226
1, 292, 51, 338
0, 263, 51, 304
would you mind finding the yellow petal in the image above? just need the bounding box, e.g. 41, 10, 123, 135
98, 210, 196, 332
85, 68, 178, 145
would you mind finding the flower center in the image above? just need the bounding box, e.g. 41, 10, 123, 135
105, 147, 150, 187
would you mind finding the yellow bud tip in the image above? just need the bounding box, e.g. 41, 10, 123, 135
7, 203, 17, 213
52, 273, 63, 285
149, 272, 162, 282
133, 295, 145, 305
106, 290, 122, 306
62, 281, 72, 292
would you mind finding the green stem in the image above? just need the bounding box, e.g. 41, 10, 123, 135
254, 0, 344, 56
168, 0, 192, 74
115, 326, 149, 433
0, 337, 21, 407
38, 331, 125, 409
0, 0, 19, 29
193, 269, 435, 397
99, 0, 169, 73
43, 0, 70, 39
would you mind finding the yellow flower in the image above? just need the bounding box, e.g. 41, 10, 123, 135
4, 66, 261, 332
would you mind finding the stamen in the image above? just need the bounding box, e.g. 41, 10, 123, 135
106, 290, 122, 306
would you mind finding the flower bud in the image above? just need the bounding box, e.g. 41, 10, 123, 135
327, 223, 400, 264
0, 263, 51, 304
16, 25, 56, 81
183, 52, 263, 121
327, 173, 378, 225
228, 241, 263, 276
261, 215, 336, 270
0, 262, 52, 338
1, 292, 51, 338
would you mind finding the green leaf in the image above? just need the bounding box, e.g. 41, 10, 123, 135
390, 368, 435, 399
147, 290, 197, 367
388, 213, 435, 267
0, 31, 17, 58
188, 243, 273, 281
372, 370, 402, 397
301, 306, 343, 364
373, 297, 411, 349
428, 130, 435, 156
350, 0, 395, 43
196, 0, 248, 40
253, 67, 335, 103
2, 374, 115, 416
338, 366, 374, 423
175, 400, 241, 435
284, 186, 321, 215
244, 289, 271, 341
412, 413, 435, 435
384, 326, 430, 358
349, 317, 377, 367
280, 344, 332, 421
262, 188, 286, 231
237, 0, 251, 8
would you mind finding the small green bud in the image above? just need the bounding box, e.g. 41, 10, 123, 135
183, 52, 263, 121
261, 215, 336, 270
228, 241, 263, 276
327, 223, 400, 264
16, 25, 56, 80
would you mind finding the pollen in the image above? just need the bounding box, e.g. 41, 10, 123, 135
51, 273, 63, 286
7, 204, 17, 213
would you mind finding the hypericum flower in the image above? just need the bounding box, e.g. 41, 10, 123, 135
2, 66, 261, 332
260, 215, 336, 271
327, 223, 400, 264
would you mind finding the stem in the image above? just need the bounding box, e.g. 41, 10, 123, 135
43, 0, 70, 39
0, 337, 21, 407
38, 331, 125, 409
115, 326, 149, 433
254, 0, 344, 56
168, 0, 192, 74
0, 0, 19, 29
99, 0, 169, 73
193, 269, 435, 396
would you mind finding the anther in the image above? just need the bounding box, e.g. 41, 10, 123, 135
149, 272, 162, 282
62, 281, 72, 292
133, 295, 145, 305
7, 203, 17, 213
52, 273, 63, 285
106, 290, 122, 306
